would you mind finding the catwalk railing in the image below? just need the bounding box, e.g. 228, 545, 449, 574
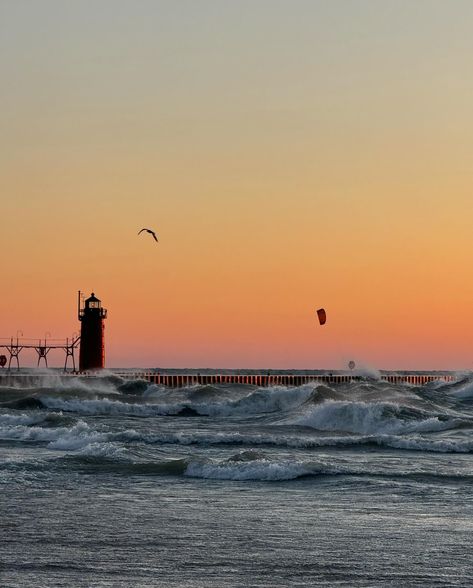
0, 336, 80, 371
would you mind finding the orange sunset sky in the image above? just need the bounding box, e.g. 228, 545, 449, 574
2, 1, 473, 369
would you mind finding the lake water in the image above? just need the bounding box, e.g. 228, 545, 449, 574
1, 373, 473, 586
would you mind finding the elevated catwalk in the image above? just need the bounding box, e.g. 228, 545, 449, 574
0, 370, 457, 388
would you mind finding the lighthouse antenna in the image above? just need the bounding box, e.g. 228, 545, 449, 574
78, 290, 81, 321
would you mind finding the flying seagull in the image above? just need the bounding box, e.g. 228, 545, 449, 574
138, 228, 158, 242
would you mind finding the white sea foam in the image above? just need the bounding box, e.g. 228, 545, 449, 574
39, 396, 167, 416
116, 428, 365, 449
184, 451, 473, 481
0, 412, 48, 426
115, 428, 473, 453
185, 458, 313, 481
0, 369, 122, 394
1, 417, 471, 454
38, 385, 315, 417
183, 451, 389, 481
0, 419, 109, 451
74, 442, 125, 458
352, 366, 382, 380
286, 399, 459, 435
47, 422, 109, 450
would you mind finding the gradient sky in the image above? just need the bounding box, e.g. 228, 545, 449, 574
2, 0, 473, 369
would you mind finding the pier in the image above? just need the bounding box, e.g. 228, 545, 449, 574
0, 370, 456, 387
112, 371, 456, 387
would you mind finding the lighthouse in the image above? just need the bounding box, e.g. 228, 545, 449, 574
78, 291, 107, 371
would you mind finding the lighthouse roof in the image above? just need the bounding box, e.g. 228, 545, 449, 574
86, 292, 100, 303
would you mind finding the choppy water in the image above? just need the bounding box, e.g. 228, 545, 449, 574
1, 373, 473, 587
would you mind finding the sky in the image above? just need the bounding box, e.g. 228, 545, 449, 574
1, 0, 473, 369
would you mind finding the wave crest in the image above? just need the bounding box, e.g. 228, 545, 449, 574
286, 399, 464, 435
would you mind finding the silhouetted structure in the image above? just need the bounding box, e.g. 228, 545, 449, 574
78, 292, 107, 371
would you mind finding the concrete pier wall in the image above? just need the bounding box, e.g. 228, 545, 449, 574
0, 371, 456, 388
113, 372, 455, 387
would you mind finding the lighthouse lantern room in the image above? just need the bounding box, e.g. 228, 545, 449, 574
78, 291, 107, 371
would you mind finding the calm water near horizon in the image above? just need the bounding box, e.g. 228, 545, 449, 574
1, 372, 473, 587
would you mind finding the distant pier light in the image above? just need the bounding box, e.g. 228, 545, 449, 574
78, 291, 107, 371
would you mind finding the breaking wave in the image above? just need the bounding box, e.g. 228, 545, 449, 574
123, 429, 473, 453
284, 399, 468, 435
2, 413, 473, 455
23, 384, 316, 417
2, 374, 473, 490
0, 417, 125, 458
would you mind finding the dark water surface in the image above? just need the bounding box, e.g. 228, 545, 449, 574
1, 373, 473, 586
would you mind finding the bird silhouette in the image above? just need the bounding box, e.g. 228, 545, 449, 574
138, 228, 158, 242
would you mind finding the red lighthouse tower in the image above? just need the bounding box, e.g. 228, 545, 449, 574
78, 291, 107, 371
